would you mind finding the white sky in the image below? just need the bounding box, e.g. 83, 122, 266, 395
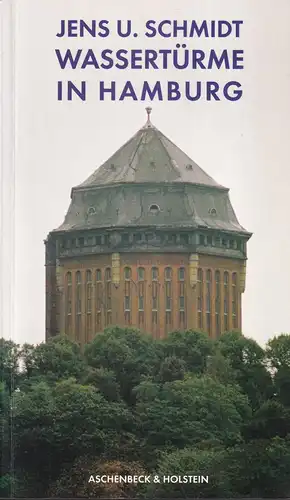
2, 0, 290, 346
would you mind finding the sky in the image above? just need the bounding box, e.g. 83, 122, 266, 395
2, 0, 290, 346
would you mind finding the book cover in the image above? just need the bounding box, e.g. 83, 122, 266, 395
1, 0, 290, 497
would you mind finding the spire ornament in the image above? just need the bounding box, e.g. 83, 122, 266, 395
145, 106, 152, 127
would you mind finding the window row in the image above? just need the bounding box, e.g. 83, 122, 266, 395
60, 233, 245, 252
65, 268, 238, 338
65, 266, 186, 284
123, 266, 185, 281
197, 269, 238, 335
198, 234, 245, 252
60, 232, 191, 250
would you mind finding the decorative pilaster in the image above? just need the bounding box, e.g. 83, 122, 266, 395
112, 253, 120, 287
240, 260, 247, 293
189, 253, 199, 288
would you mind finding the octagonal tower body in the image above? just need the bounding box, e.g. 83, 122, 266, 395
45, 110, 252, 343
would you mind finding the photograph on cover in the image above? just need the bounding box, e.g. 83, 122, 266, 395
1, 0, 290, 497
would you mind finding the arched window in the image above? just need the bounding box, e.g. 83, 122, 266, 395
124, 267, 131, 325
75, 271, 82, 341
96, 269, 102, 332
215, 270, 221, 336
138, 267, 145, 328
197, 268, 203, 329
152, 266, 158, 281
85, 270, 92, 342
165, 267, 172, 330
232, 272, 237, 328
165, 266, 172, 280
151, 267, 159, 330
206, 270, 212, 335
105, 267, 111, 281
178, 267, 185, 281
65, 272, 72, 335
138, 267, 145, 281
178, 267, 186, 329
224, 271, 229, 331
124, 266, 131, 280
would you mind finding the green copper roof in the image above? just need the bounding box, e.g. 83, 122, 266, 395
76, 107, 224, 190
52, 109, 251, 239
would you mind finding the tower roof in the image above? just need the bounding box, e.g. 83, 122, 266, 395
52, 109, 251, 240
76, 107, 225, 191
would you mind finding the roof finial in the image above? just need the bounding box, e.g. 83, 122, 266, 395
145, 106, 152, 126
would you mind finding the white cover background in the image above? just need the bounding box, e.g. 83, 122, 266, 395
2, 0, 290, 345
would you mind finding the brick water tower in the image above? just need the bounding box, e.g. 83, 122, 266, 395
45, 108, 251, 344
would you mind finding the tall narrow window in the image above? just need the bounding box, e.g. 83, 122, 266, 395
151, 267, 159, 331
85, 270, 92, 342
215, 270, 221, 336
138, 267, 145, 328
197, 268, 203, 329
96, 269, 102, 332
75, 271, 82, 341
232, 272, 237, 328
206, 270, 212, 335
105, 267, 112, 326
178, 267, 186, 329
224, 271, 229, 332
65, 272, 72, 335
165, 267, 172, 330
124, 267, 131, 325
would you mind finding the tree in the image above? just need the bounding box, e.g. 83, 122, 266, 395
274, 365, 290, 407
144, 447, 230, 498
85, 327, 161, 404
0, 382, 14, 497
266, 334, 290, 369
49, 457, 147, 498
266, 334, 290, 407
156, 356, 186, 383
218, 331, 274, 408
226, 437, 290, 497
161, 330, 214, 374
134, 375, 251, 464
0, 338, 21, 393
243, 399, 290, 440
82, 366, 121, 401
12, 378, 134, 496
205, 349, 236, 384
20, 335, 88, 386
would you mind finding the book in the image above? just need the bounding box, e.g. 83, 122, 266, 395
1, 0, 290, 497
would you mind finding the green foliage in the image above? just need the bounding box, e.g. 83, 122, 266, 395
266, 334, 290, 407
161, 329, 214, 373
218, 331, 274, 408
0, 338, 21, 393
205, 349, 236, 384
145, 447, 230, 498
2, 328, 290, 497
226, 437, 290, 497
82, 366, 121, 401
85, 326, 161, 403
49, 457, 147, 497
0, 382, 13, 497
156, 356, 186, 383
266, 333, 290, 369
20, 335, 88, 386
134, 375, 250, 455
243, 399, 290, 440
